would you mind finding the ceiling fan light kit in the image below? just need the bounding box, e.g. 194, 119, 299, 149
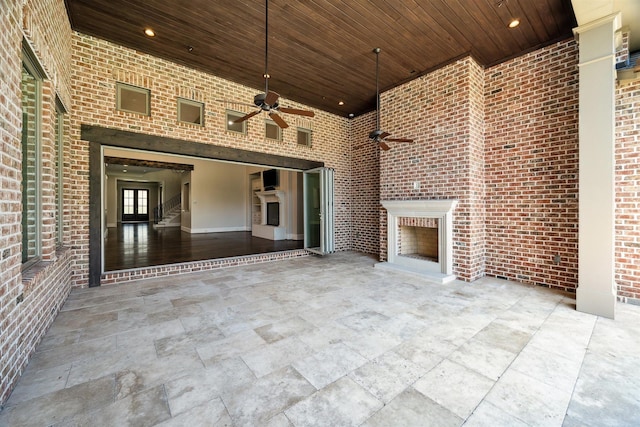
233, 0, 314, 130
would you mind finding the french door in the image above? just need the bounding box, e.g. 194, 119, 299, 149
303, 167, 334, 255
122, 188, 149, 222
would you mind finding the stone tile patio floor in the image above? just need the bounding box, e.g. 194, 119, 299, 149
1, 251, 639, 426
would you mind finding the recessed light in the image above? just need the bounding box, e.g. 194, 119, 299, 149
144, 28, 155, 37
508, 19, 520, 28
338, 101, 345, 106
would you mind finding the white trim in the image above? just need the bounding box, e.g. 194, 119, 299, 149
188, 226, 250, 234
381, 199, 458, 277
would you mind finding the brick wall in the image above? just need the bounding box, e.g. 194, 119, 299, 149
1, 0, 74, 405
615, 79, 640, 302
0, 0, 25, 404
484, 40, 579, 291
379, 57, 486, 281
69, 33, 352, 286
350, 111, 379, 254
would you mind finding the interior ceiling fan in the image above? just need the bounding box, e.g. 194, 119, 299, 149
233, 0, 314, 129
368, 47, 414, 151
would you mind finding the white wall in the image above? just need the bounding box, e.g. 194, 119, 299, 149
188, 158, 249, 232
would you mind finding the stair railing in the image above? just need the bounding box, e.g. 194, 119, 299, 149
154, 193, 181, 224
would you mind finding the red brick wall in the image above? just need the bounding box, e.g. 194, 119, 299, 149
1, 0, 74, 405
350, 111, 379, 254
484, 40, 579, 291
69, 34, 352, 286
379, 57, 486, 281
615, 79, 640, 301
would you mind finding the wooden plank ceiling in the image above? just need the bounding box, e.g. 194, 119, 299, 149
64, 0, 576, 117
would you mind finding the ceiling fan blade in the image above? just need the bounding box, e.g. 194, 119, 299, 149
269, 112, 289, 128
278, 107, 315, 117
378, 141, 391, 151
234, 110, 261, 123
379, 131, 391, 140
385, 137, 414, 143
264, 90, 280, 106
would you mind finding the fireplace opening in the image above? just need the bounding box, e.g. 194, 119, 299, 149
266, 202, 279, 226
399, 224, 439, 263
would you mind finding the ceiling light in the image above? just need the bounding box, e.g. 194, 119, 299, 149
338, 101, 344, 106
144, 28, 155, 37
508, 19, 520, 28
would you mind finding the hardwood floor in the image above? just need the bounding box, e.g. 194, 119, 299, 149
104, 223, 304, 271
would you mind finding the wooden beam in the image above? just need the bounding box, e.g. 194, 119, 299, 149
104, 156, 194, 171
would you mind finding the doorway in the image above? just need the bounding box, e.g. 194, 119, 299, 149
122, 188, 149, 222
87, 124, 325, 286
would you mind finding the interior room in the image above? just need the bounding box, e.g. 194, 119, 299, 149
102, 147, 305, 271
1, 0, 639, 425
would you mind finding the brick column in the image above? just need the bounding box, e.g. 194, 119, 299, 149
573, 13, 621, 319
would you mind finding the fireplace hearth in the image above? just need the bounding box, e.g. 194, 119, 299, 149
376, 199, 458, 284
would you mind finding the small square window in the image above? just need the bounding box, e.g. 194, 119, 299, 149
226, 110, 247, 134
265, 120, 282, 141
116, 82, 150, 115
177, 98, 204, 126
297, 127, 312, 147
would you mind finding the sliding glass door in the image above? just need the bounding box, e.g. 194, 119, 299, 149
303, 167, 334, 255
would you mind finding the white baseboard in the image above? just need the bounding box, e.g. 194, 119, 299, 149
188, 226, 250, 234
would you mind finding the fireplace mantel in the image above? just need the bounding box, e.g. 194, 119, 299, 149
377, 199, 458, 283
382, 199, 458, 217
256, 190, 285, 204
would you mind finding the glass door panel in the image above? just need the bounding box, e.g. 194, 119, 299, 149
122, 188, 149, 222
304, 167, 334, 255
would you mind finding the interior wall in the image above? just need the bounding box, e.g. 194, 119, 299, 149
188, 158, 248, 232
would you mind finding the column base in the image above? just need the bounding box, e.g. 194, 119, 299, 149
576, 284, 616, 319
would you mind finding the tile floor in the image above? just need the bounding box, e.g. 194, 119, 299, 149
1, 251, 639, 426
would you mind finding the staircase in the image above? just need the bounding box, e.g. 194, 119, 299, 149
153, 194, 181, 228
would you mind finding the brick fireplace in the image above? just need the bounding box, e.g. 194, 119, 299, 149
376, 200, 458, 283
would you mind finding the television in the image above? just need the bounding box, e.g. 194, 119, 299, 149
262, 168, 279, 190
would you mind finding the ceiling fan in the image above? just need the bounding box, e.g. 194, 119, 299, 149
233, 0, 314, 129
368, 47, 414, 151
